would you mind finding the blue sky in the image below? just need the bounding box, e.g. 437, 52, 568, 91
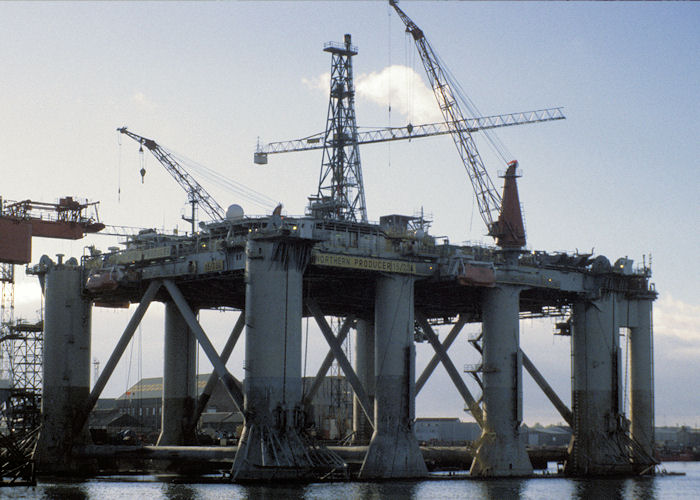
2, 1, 698, 425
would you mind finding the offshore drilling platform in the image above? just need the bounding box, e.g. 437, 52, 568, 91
1, 2, 657, 482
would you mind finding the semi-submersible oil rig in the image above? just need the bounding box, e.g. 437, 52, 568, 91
2, 2, 657, 482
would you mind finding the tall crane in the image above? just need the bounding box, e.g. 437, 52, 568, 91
254, 108, 565, 163
390, 0, 527, 249
117, 127, 226, 233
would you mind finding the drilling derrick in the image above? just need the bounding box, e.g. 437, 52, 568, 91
309, 34, 367, 223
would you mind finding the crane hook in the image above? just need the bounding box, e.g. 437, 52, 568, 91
139, 142, 146, 183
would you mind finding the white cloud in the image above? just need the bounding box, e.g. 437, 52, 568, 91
653, 294, 700, 357
301, 72, 330, 92
302, 65, 442, 124
355, 64, 441, 123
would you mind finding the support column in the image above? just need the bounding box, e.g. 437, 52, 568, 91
36, 255, 94, 474
470, 285, 532, 477
359, 274, 427, 479
157, 302, 197, 445
231, 238, 312, 481
630, 299, 655, 466
567, 293, 632, 475
352, 318, 374, 445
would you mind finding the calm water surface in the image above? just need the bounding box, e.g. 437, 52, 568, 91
3, 462, 698, 499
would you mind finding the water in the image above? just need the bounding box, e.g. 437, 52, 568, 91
3, 462, 699, 499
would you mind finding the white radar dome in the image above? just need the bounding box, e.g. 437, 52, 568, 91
226, 204, 245, 220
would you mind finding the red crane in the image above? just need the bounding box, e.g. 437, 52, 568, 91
0, 197, 104, 264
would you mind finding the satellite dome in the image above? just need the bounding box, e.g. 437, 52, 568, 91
226, 204, 244, 220
590, 255, 611, 274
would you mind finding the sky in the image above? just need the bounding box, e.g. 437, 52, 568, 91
1, 1, 698, 426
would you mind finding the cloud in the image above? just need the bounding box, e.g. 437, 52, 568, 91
302, 65, 442, 124
653, 294, 700, 358
301, 73, 330, 92
356, 64, 441, 123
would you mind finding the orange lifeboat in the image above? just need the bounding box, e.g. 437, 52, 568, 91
86, 268, 122, 292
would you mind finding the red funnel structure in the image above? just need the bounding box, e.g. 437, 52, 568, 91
490, 161, 526, 249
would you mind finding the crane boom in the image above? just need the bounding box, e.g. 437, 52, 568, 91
117, 127, 226, 231
390, 0, 525, 248
254, 107, 564, 162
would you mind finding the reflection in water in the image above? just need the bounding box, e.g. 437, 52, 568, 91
574, 476, 657, 500
3, 465, 691, 499
161, 482, 198, 500
354, 481, 419, 500
475, 478, 523, 500
575, 477, 626, 500
41, 483, 89, 500
623, 477, 657, 500
242, 480, 419, 500
242, 483, 307, 500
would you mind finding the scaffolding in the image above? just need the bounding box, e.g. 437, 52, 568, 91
2, 320, 43, 432
0, 263, 40, 485
1, 263, 15, 384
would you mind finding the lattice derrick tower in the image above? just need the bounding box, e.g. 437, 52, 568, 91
313, 34, 367, 223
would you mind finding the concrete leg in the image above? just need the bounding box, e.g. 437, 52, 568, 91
352, 319, 374, 445
231, 239, 313, 481
567, 294, 632, 475
36, 256, 94, 474
359, 274, 427, 479
630, 299, 655, 465
157, 302, 197, 445
470, 285, 532, 477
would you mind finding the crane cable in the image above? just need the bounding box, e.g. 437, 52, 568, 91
120, 129, 279, 214
164, 147, 279, 212
117, 133, 122, 203
438, 52, 513, 164
387, 2, 392, 170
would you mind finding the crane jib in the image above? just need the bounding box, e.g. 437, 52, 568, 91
117, 127, 226, 228
390, 1, 530, 249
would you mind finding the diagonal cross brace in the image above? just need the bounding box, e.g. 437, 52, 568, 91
521, 348, 573, 426
303, 316, 354, 406
76, 280, 162, 434
188, 312, 246, 431
416, 315, 466, 394
306, 299, 374, 429
415, 309, 484, 428
163, 280, 244, 412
